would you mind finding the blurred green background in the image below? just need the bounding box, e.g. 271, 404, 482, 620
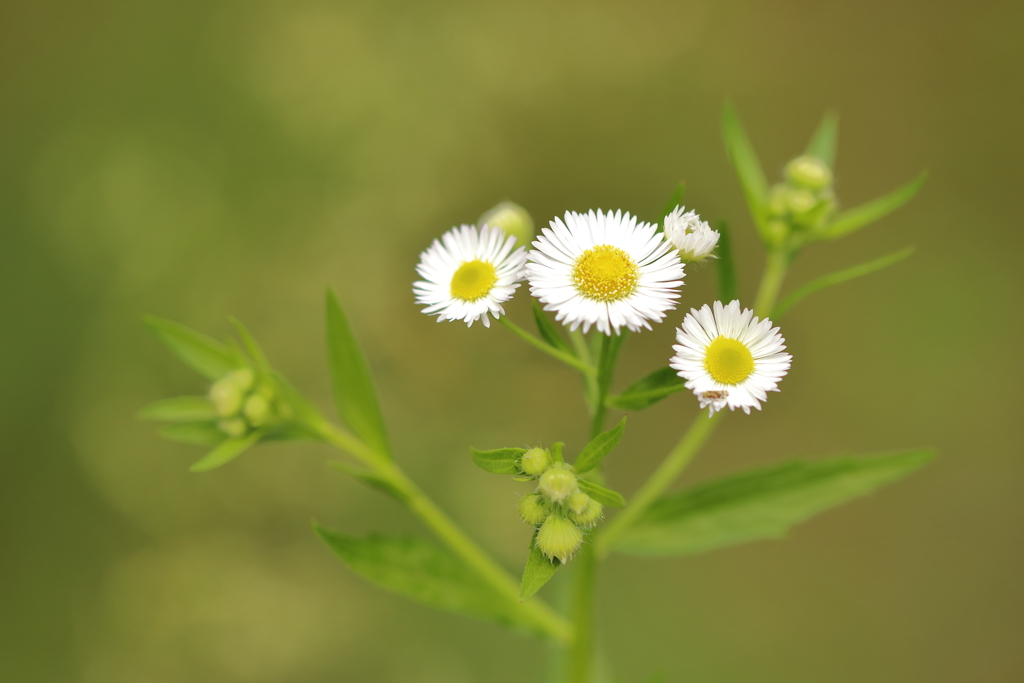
3, 0, 1023, 681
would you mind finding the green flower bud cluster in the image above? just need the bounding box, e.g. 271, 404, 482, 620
766, 155, 837, 245
515, 452, 603, 564
208, 367, 284, 438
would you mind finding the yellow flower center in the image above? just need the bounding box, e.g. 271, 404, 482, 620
450, 259, 497, 301
704, 336, 754, 385
572, 245, 639, 302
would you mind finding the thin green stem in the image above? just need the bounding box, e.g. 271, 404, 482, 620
314, 420, 572, 644
753, 248, 790, 318
567, 547, 596, 683
500, 317, 596, 376
597, 410, 725, 555
569, 330, 599, 414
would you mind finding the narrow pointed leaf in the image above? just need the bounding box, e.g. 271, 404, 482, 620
229, 317, 271, 372
722, 103, 770, 231
532, 299, 573, 354
575, 417, 627, 474
714, 219, 739, 303
189, 430, 262, 472
822, 172, 927, 239
607, 367, 685, 411
159, 422, 225, 446
659, 181, 686, 222
328, 462, 411, 503
139, 396, 217, 422
314, 527, 543, 635
577, 479, 626, 508
326, 290, 391, 458
613, 450, 933, 556
471, 447, 525, 475
144, 316, 241, 380
804, 112, 839, 168
520, 534, 560, 601
774, 247, 914, 319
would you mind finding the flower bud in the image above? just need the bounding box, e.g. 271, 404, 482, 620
570, 497, 603, 528
785, 156, 832, 191
243, 394, 271, 427
538, 463, 578, 504
768, 184, 789, 218
218, 418, 248, 438
537, 514, 584, 563
479, 201, 534, 248
209, 376, 245, 417
785, 188, 818, 217
519, 447, 552, 476
662, 206, 719, 263
517, 492, 549, 526
765, 219, 789, 247
567, 491, 591, 515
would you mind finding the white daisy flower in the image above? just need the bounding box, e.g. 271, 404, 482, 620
525, 209, 685, 335
414, 224, 527, 327
663, 206, 720, 262
670, 300, 792, 416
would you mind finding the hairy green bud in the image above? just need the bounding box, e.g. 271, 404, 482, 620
539, 463, 578, 504
537, 513, 584, 563
519, 447, 552, 476
785, 156, 832, 191
570, 497, 603, 528
567, 491, 591, 515
243, 394, 271, 427
517, 492, 549, 526
218, 418, 247, 439
479, 201, 534, 248
785, 187, 818, 217
210, 376, 244, 417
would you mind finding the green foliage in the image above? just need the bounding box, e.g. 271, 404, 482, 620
144, 316, 242, 381
551, 441, 565, 463
328, 462, 411, 503
229, 317, 271, 372
577, 479, 626, 508
575, 417, 627, 474
722, 103, 770, 237
138, 396, 217, 422
325, 290, 391, 459
159, 422, 225, 446
532, 300, 573, 354
804, 112, 839, 168
714, 219, 739, 302
612, 450, 933, 556
607, 367, 685, 411
520, 534, 561, 601
821, 172, 927, 240
471, 447, 526, 475
314, 527, 544, 635
189, 431, 263, 472
774, 247, 915, 318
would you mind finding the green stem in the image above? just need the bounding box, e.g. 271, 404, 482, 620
753, 248, 789, 318
597, 410, 725, 555
499, 317, 596, 375
314, 420, 572, 644
567, 547, 597, 683
570, 330, 599, 414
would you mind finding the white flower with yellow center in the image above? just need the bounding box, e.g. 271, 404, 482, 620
414, 224, 527, 327
670, 300, 792, 415
663, 206, 720, 262
525, 209, 685, 335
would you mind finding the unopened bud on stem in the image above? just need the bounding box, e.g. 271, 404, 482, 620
537, 513, 584, 563
539, 463, 578, 504
519, 447, 552, 476
517, 492, 549, 526
479, 201, 534, 248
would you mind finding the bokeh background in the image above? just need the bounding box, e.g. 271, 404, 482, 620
3, 1, 1023, 681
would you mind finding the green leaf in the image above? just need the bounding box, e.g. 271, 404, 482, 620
714, 219, 739, 303
326, 290, 391, 458
722, 103, 770, 233
821, 172, 927, 239
575, 417, 627, 474
471, 447, 525, 475
607, 367, 685, 411
520, 533, 560, 601
229, 317, 271, 372
804, 112, 839, 168
612, 450, 934, 557
328, 461, 411, 503
532, 299, 572, 354
189, 430, 262, 472
551, 442, 565, 463
314, 527, 542, 635
139, 396, 217, 422
578, 479, 626, 508
144, 316, 241, 381
774, 247, 914, 319
659, 181, 686, 222
159, 422, 225, 446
